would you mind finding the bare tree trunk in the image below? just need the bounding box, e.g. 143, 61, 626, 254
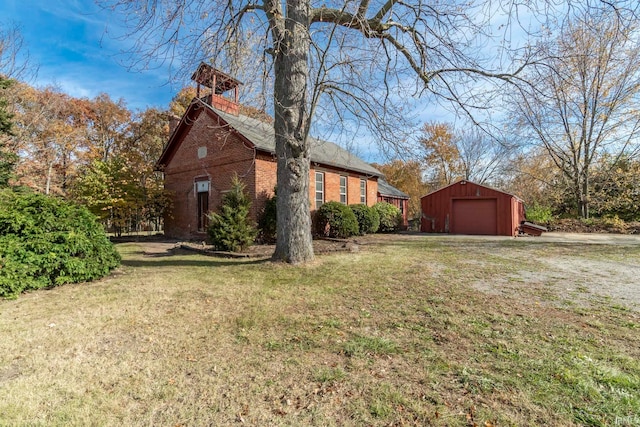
581, 174, 590, 219
271, 0, 314, 263
45, 160, 53, 195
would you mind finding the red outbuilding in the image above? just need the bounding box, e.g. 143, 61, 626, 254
420, 180, 525, 236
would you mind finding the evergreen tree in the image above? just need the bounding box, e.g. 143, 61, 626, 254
0, 76, 17, 187
208, 175, 257, 252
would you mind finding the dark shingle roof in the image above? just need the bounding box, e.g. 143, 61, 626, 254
208, 102, 382, 177
378, 178, 409, 199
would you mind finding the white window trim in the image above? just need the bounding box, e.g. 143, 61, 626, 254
360, 178, 367, 204
339, 175, 348, 204
315, 172, 325, 209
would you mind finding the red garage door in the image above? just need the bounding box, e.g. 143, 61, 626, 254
452, 199, 497, 235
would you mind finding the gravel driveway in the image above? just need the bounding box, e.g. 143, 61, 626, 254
462, 232, 640, 312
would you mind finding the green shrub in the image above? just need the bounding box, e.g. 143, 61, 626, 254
349, 204, 380, 235
526, 203, 553, 224
208, 176, 257, 252
315, 201, 359, 238
373, 202, 401, 233
257, 190, 277, 243
0, 189, 121, 299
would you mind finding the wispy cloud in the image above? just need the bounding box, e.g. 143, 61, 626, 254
0, 0, 180, 109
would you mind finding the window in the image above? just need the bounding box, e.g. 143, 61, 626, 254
315, 172, 324, 209
360, 179, 367, 204
339, 175, 348, 204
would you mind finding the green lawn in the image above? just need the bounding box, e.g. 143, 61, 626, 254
1, 235, 639, 426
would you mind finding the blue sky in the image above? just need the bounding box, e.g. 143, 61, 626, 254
0, 0, 510, 162
1, 0, 180, 110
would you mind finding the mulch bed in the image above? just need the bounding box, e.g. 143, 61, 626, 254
179, 238, 360, 258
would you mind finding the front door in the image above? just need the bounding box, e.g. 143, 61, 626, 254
197, 189, 209, 232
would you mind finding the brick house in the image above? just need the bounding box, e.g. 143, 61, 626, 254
156, 64, 408, 240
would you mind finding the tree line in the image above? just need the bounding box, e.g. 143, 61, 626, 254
0, 72, 197, 235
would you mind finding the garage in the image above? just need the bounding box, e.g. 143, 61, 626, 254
451, 198, 497, 235
420, 180, 524, 236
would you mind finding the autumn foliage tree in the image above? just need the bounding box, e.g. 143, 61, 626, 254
372, 160, 429, 221
590, 155, 640, 221
71, 106, 170, 234
1, 78, 171, 233
418, 122, 513, 188
6, 84, 91, 194
419, 123, 463, 187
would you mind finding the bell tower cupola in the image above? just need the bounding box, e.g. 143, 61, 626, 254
191, 62, 242, 115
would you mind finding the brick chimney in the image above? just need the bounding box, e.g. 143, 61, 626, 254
191, 62, 241, 115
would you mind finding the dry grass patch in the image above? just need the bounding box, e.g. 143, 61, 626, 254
0, 236, 639, 426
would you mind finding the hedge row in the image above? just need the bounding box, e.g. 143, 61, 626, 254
314, 201, 401, 239
0, 189, 121, 299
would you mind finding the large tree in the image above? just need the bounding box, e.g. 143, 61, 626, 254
101, 0, 635, 262
512, 10, 640, 218
0, 22, 31, 187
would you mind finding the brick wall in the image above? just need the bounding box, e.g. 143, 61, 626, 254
163, 108, 256, 239
309, 165, 378, 211
162, 105, 382, 239
254, 152, 278, 220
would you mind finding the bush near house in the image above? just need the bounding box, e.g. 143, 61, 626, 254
316, 201, 359, 238
525, 203, 554, 225
208, 176, 257, 252
349, 204, 380, 235
0, 188, 121, 299
257, 190, 277, 243
373, 202, 402, 233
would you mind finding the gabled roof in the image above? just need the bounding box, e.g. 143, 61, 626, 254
421, 179, 523, 201
211, 103, 382, 177
158, 98, 382, 177
378, 178, 409, 199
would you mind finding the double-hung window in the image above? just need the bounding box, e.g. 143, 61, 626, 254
339, 175, 348, 204
360, 179, 367, 204
315, 172, 325, 209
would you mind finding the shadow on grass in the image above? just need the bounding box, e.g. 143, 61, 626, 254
110, 234, 176, 243
121, 256, 271, 268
